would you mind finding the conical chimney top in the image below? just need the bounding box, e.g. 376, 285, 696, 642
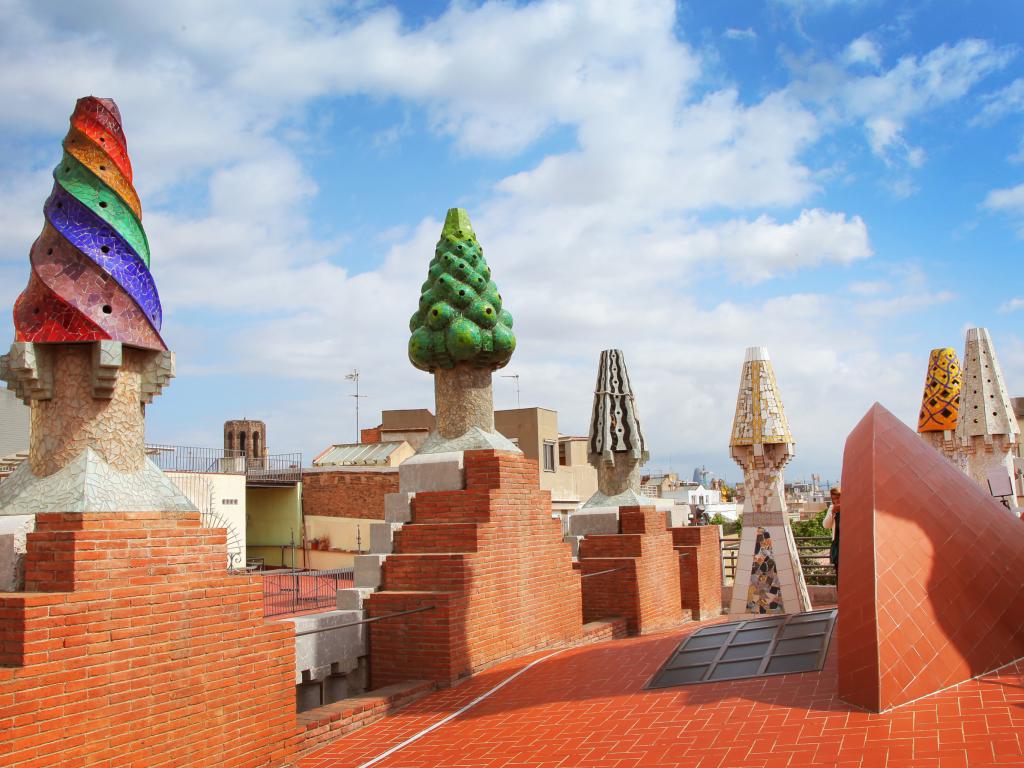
955, 328, 1019, 440
917, 347, 962, 433
730, 346, 793, 447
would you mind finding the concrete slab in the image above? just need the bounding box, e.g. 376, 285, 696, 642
398, 451, 465, 494
370, 522, 403, 555
384, 492, 414, 523
336, 587, 375, 610
567, 509, 619, 536
354, 554, 387, 589
283, 609, 366, 684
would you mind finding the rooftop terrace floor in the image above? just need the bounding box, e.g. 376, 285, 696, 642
299, 616, 1024, 768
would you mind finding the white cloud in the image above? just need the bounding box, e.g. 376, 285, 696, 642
669, 209, 871, 284
794, 38, 1015, 169
975, 77, 1024, 124
0, 0, 979, 477
999, 298, 1024, 314
844, 35, 881, 68
983, 182, 1024, 234
857, 290, 955, 318
849, 280, 888, 296
724, 28, 757, 42
984, 182, 1024, 212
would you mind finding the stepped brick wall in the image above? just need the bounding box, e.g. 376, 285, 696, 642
301, 468, 399, 520
578, 506, 684, 635
367, 450, 583, 687
670, 525, 722, 620
839, 403, 1024, 712
0, 511, 297, 768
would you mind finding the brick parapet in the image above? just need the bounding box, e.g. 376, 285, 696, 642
367, 449, 582, 688
0, 511, 298, 768
578, 506, 684, 635
669, 524, 722, 620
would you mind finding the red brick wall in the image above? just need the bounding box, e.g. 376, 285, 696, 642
360, 427, 382, 444
367, 450, 583, 687
301, 469, 399, 520
579, 506, 684, 635
0, 511, 297, 768
670, 525, 722, 620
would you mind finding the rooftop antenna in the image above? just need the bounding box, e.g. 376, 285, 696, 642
501, 373, 520, 408
345, 369, 368, 443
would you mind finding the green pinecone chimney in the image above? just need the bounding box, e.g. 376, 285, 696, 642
408, 208, 516, 371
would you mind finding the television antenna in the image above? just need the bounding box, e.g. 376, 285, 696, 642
501, 374, 521, 408
345, 370, 368, 443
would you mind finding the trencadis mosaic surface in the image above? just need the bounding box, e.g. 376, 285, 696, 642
13, 97, 165, 351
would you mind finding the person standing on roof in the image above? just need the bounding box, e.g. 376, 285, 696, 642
823, 487, 841, 587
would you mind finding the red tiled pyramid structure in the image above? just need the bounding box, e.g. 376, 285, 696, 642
367, 450, 583, 687
838, 403, 1024, 712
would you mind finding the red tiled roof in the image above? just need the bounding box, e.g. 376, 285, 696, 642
300, 619, 1024, 768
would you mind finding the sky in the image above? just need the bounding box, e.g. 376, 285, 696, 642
1, 0, 1023, 484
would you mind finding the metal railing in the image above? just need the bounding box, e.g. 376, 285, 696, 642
245, 452, 302, 485
263, 567, 355, 618
147, 444, 246, 474
146, 444, 302, 484
721, 536, 836, 586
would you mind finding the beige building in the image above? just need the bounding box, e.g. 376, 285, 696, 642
363, 407, 598, 512
362, 409, 436, 451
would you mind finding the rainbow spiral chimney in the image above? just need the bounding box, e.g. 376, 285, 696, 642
13, 97, 165, 351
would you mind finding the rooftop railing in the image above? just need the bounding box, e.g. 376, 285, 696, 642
721, 535, 836, 586
146, 444, 302, 484
245, 452, 303, 485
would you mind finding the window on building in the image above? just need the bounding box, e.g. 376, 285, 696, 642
558, 441, 568, 466
543, 441, 556, 472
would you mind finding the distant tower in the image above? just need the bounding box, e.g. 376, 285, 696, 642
954, 329, 1019, 507
917, 347, 962, 464
728, 346, 811, 616
224, 420, 268, 463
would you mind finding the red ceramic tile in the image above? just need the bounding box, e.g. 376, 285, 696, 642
297, 618, 1024, 768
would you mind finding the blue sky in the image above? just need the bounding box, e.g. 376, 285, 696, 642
1, 0, 1023, 484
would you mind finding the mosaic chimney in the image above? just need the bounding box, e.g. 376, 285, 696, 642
728, 346, 811, 615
